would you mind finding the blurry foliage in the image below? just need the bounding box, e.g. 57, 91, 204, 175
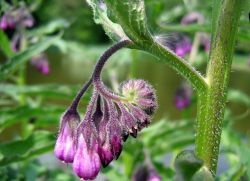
35, 0, 108, 43
0, 0, 249, 180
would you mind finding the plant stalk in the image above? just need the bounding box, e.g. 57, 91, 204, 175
195, 0, 245, 174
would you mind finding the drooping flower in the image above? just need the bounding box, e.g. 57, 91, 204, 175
72, 90, 102, 180
54, 109, 80, 163
174, 82, 193, 110
132, 165, 162, 181
30, 53, 50, 75
54, 40, 158, 180
0, 7, 34, 30
71, 78, 156, 180
156, 33, 192, 58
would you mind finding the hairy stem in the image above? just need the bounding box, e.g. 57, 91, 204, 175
143, 41, 207, 91
195, 0, 244, 174
69, 78, 92, 111
70, 39, 132, 111
92, 39, 132, 101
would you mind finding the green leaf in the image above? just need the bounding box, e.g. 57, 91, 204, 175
86, 0, 126, 41
104, 0, 152, 43
0, 34, 61, 80
0, 84, 84, 99
27, 19, 69, 37
0, 131, 54, 167
0, 105, 64, 133
0, 29, 14, 58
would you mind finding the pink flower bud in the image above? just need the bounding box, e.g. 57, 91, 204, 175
54, 109, 80, 163
120, 79, 157, 115
73, 122, 101, 180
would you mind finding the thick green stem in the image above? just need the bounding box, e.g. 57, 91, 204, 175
195, 0, 244, 174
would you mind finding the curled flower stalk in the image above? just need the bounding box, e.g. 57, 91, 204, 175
54, 39, 158, 180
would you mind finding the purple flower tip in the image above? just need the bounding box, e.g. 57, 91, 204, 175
148, 169, 162, 181
174, 82, 192, 110
0, 16, 8, 30
156, 33, 192, 58
133, 165, 162, 181
54, 109, 80, 163
73, 123, 101, 180
98, 145, 114, 167
30, 54, 50, 75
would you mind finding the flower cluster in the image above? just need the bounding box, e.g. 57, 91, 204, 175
54, 40, 157, 180
0, 3, 50, 75
0, 7, 34, 30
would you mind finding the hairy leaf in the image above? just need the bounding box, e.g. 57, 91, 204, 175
86, 0, 126, 41
104, 0, 152, 43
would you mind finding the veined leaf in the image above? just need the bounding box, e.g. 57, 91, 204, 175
0, 34, 61, 80
104, 0, 152, 43
0, 131, 54, 167
86, 0, 126, 41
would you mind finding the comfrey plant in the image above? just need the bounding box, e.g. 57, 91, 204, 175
54, 0, 247, 180
55, 39, 157, 180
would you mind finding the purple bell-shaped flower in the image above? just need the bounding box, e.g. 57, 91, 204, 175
54, 109, 80, 163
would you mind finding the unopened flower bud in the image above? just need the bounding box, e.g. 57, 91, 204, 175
132, 165, 162, 181
30, 53, 50, 75
73, 122, 101, 180
156, 33, 192, 58
174, 82, 192, 110
120, 79, 157, 115
54, 109, 80, 163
